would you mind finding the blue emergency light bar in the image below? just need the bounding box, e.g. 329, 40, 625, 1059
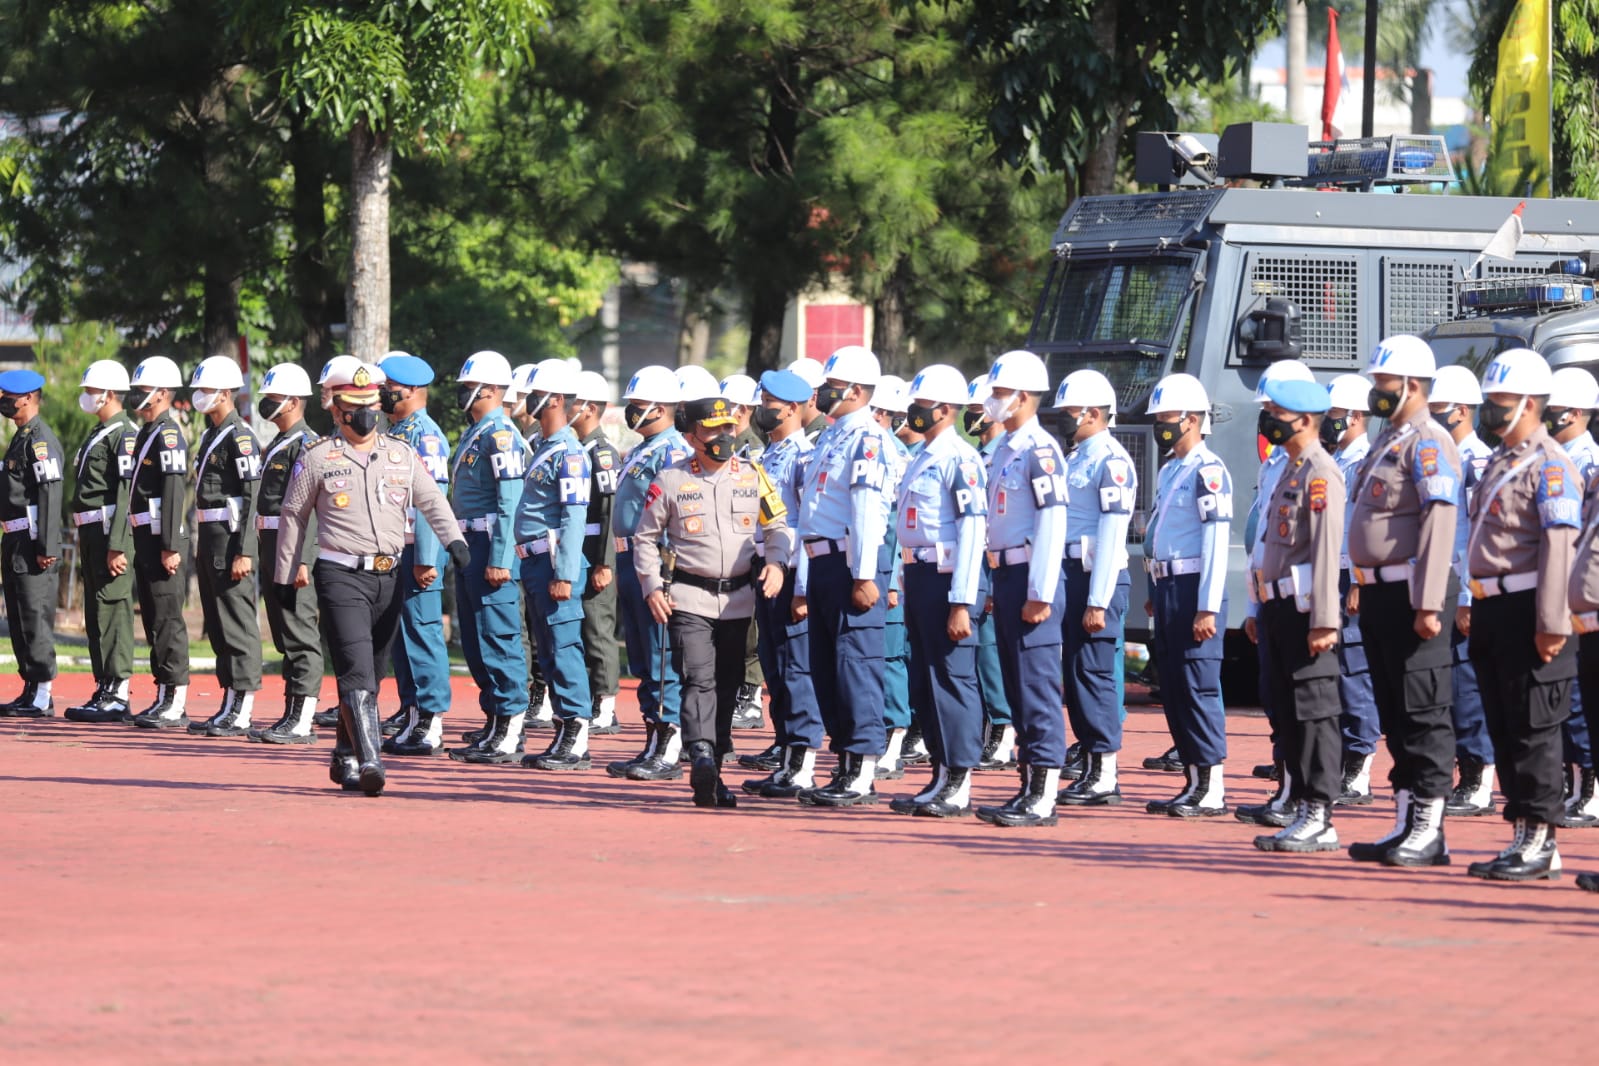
1285, 134, 1454, 189
1458, 275, 1597, 312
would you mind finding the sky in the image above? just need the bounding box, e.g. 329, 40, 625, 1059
1257, 0, 1472, 99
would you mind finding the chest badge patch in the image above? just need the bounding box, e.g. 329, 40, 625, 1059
1308, 477, 1328, 512
333, 492, 350, 509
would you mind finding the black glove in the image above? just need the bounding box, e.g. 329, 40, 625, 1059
447, 539, 471, 571
272, 583, 297, 610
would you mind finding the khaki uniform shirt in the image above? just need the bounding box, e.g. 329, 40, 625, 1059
1346, 408, 1461, 612
1466, 425, 1579, 635
1258, 442, 1345, 633
633, 455, 792, 619
273, 433, 458, 585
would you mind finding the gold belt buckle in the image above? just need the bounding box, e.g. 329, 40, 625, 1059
1468, 578, 1486, 599
373, 554, 395, 573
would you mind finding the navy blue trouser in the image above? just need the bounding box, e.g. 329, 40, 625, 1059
1151, 572, 1228, 766
392, 544, 453, 715
616, 548, 681, 725
903, 563, 983, 768
519, 552, 592, 720
755, 562, 823, 749
1337, 570, 1380, 757
1563, 681, 1591, 768
455, 530, 528, 718
1062, 560, 1128, 754
989, 560, 1067, 768
1452, 621, 1493, 762
805, 551, 887, 756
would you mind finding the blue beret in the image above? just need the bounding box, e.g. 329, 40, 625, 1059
380, 354, 434, 387
1264, 377, 1331, 414
0, 369, 46, 394
759, 369, 812, 404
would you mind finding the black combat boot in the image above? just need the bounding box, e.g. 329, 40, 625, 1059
348, 691, 386, 796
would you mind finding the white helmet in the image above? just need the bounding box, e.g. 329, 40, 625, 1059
190, 355, 244, 391
987, 350, 1049, 393
458, 350, 513, 387
575, 371, 612, 404
1366, 334, 1437, 380
530, 358, 581, 397
719, 373, 759, 408
130, 355, 183, 390
908, 365, 971, 407
318, 354, 361, 386
81, 360, 130, 393
872, 374, 909, 414
787, 358, 825, 390
1327, 373, 1371, 413
507, 363, 538, 402
967, 373, 992, 406
1549, 366, 1599, 410
1481, 348, 1553, 396
261, 363, 313, 397
822, 345, 880, 387
623, 365, 680, 404
676, 364, 721, 402
1253, 359, 1315, 402
1429, 365, 1484, 407
1148, 373, 1210, 415
1054, 369, 1118, 425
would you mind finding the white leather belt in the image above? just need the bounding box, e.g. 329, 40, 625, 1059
73, 506, 115, 527
1147, 557, 1202, 580
515, 538, 555, 559
583, 523, 601, 536
131, 499, 161, 531
0, 517, 31, 533
614, 535, 634, 554
1339, 553, 1351, 571
985, 545, 1032, 568
458, 516, 493, 532
1468, 571, 1539, 599
1574, 611, 1599, 635
256, 515, 281, 530
196, 507, 232, 523
900, 545, 946, 565
1352, 562, 1412, 586
1257, 575, 1297, 602
805, 538, 845, 559
1066, 542, 1086, 559
320, 550, 398, 573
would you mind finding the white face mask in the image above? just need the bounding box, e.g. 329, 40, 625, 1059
79, 390, 108, 415
983, 392, 1018, 424
191, 389, 220, 414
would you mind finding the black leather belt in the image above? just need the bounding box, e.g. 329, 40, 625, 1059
670, 568, 753, 594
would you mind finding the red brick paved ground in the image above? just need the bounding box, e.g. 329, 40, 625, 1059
3, 674, 1596, 1064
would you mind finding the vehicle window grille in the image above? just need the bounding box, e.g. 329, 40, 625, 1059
1485, 261, 1548, 279
1052, 190, 1224, 253
1248, 253, 1360, 365
1382, 258, 1457, 336
1110, 426, 1154, 545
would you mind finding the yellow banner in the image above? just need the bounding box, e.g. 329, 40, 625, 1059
1490, 0, 1553, 196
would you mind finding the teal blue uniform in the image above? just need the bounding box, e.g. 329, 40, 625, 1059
613, 428, 691, 724
389, 408, 453, 715
514, 425, 593, 720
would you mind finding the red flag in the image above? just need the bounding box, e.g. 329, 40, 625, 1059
1321, 9, 1348, 140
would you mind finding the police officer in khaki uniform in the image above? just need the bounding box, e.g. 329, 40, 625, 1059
249, 363, 325, 744
126, 356, 195, 728
64, 362, 140, 723
274, 361, 468, 796
1344, 335, 1462, 868
185, 355, 264, 738
1463, 349, 1579, 882
1250, 378, 1347, 854
0, 369, 64, 717
633, 395, 791, 808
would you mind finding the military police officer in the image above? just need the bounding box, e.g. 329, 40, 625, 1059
0, 368, 64, 717
248, 363, 325, 744
63, 361, 140, 723
573, 370, 623, 734
126, 356, 194, 728
966, 374, 1017, 771
869, 375, 914, 776
885, 365, 988, 818
1464, 349, 1578, 882
1250, 378, 1347, 854
274, 361, 468, 796
634, 394, 790, 808
1143, 374, 1233, 818
973, 351, 1070, 829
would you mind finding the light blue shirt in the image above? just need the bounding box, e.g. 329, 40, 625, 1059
1064, 429, 1136, 608
513, 424, 591, 584
794, 406, 901, 592
755, 429, 812, 549
1146, 441, 1232, 615
450, 408, 526, 571
882, 434, 913, 584
612, 428, 690, 540
896, 428, 987, 606
1333, 434, 1371, 557
1453, 431, 1494, 605
1561, 430, 1599, 485
1243, 447, 1288, 619
985, 416, 1068, 604
389, 408, 449, 569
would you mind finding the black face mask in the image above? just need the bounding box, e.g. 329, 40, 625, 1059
1258, 409, 1298, 447
1436, 406, 1463, 432
624, 402, 658, 431
674, 406, 692, 434
1368, 384, 1404, 419
752, 406, 782, 434
816, 384, 848, 415
340, 405, 379, 437
456, 383, 482, 412
379, 388, 403, 415
0, 396, 18, 418
889, 413, 907, 433
1047, 409, 1081, 443
962, 410, 987, 436
1478, 396, 1518, 435
700, 433, 736, 463
130, 388, 158, 412
1544, 408, 1575, 436
257, 395, 285, 421
906, 402, 938, 435
1154, 417, 1185, 457
1319, 414, 1349, 447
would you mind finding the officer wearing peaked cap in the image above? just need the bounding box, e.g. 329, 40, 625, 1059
1250, 377, 1347, 855
0, 369, 64, 718
1464, 349, 1579, 882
